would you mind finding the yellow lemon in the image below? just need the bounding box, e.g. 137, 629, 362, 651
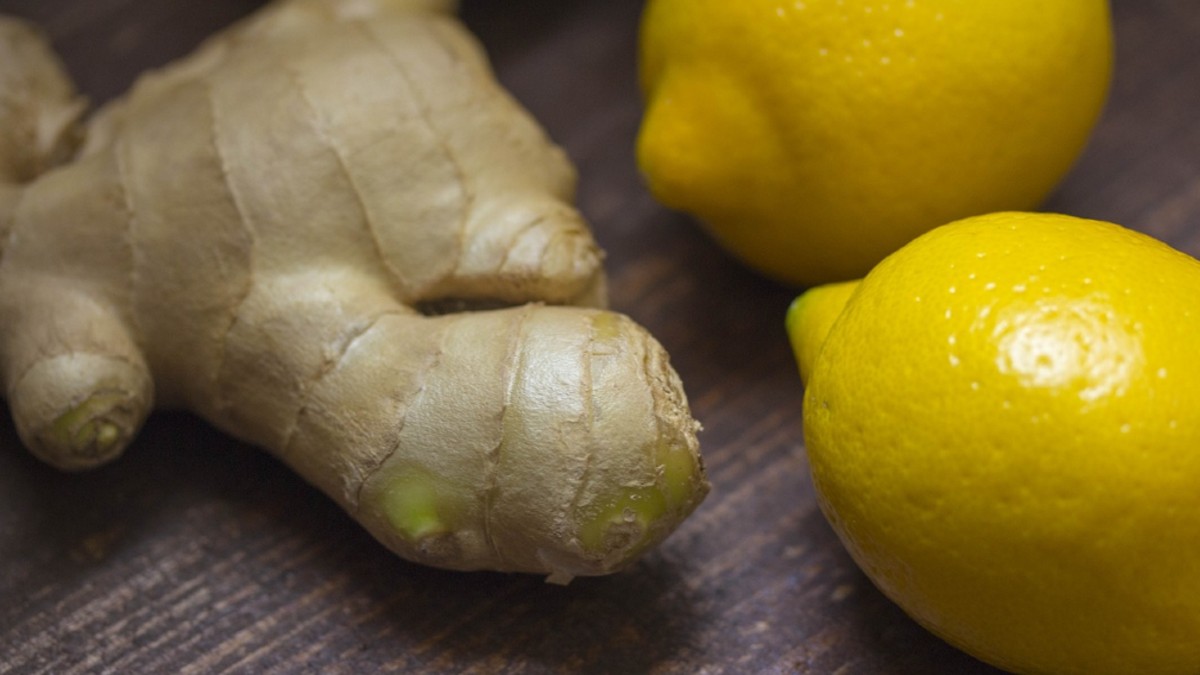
787, 211, 1200, 675
638, 1, 1113, 286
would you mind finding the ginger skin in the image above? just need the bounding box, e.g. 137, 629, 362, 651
0, 0, 707, 582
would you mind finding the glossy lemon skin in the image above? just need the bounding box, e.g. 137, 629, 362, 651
792, 212, 1200, 675
638, 0, 1113, 286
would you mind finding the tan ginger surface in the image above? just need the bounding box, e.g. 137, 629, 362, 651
0, 0, 707, 583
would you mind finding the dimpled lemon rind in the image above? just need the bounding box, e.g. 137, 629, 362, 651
638, 1, 1113, 285
798, 212, 1200, 675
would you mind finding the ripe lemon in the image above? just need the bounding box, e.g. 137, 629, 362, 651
638, 1, 1113, 286
787, 212, 1200, 675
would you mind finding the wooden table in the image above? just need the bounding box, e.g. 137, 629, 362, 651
0, 1, 1192, 672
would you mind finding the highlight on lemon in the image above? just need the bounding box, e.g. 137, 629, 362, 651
638, 0, 1113, 286
788, 211, 1200, 675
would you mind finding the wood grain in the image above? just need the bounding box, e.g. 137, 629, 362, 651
0, 0, 1194, 672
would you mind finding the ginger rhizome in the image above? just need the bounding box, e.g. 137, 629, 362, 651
0, 0, 708, 582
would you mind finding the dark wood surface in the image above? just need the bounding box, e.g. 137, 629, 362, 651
0, 1, 1194, 673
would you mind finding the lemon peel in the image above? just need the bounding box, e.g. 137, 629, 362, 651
639, 0, 1113, 285
790, 211, 1200, 675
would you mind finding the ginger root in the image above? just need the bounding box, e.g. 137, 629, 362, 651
0, 0, 707, 582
